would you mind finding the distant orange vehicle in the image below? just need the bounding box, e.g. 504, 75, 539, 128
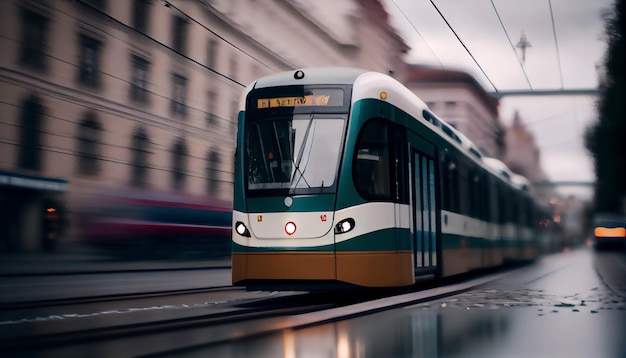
592, 213, 626, 250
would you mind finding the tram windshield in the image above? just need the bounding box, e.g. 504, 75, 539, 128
245, 114, 346, 194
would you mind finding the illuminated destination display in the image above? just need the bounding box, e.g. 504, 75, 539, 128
257, 95, 331, 109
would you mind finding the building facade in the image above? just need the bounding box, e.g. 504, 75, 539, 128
503, 110, 554, 203
0, 0, 407, 251
503, 111, 546, 183
403, 64, 505, 159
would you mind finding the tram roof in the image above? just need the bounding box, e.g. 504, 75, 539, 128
252, 67, 369, 89
510, 173, 530, 191
483, 157, 530, 189
246, 68, 516, 188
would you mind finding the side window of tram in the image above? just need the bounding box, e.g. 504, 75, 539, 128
353, 119, 391, 199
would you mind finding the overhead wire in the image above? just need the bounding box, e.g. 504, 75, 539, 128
0, 98, 233, 179
1, 0, 244, 178
77, 0, 247, 87
164, 0, 276, 71
547, 0, 565, 89
394, 0, 576, 94
390, 0, 445, 68
69, 0, 244, 133
489, 0, 533, 90
428, 0, 499, 93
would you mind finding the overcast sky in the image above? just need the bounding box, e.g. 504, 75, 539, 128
383, 0, 615, 199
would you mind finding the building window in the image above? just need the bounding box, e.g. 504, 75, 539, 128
78, 34, 103, 87
206, 149, 220, 195
207, 38, 218, 69
131, 127, 150, 187
171, 139, 187, 190
19, 9, 48, 70
130, 54, 150, 103
172, 16, 188, 55
18, 95, 44, 171
77, 113, 102, 176
132, 0, 150, 33
353, 118, 391, 200
206, 91, 217, 125
171, 73, 187, 116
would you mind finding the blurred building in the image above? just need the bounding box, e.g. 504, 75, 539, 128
503, 110, 554, 202
403, 64, 505, 158
213, 0, 408, 76
0, 0, 407, 251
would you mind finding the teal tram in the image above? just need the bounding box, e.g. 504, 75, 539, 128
231, 67, 539, 289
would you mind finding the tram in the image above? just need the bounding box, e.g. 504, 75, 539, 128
231, 67, 539, 289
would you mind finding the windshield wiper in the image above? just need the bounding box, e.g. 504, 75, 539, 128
289, 115, 314, 192
292, 123, 316, 190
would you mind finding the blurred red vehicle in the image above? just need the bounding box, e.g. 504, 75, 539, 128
77, 188, 232, 258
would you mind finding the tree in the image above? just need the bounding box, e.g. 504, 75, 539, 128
585, 0, 625, 213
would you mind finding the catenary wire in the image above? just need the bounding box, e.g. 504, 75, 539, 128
163, 0, 277, 72
428, 0, 499, 93
2, 4, 240, 187
390, 0, 445, 68
0, 98, 232, 177
547, 0, 565, 89
489, 0, 533, 90
76, 0, 246, 88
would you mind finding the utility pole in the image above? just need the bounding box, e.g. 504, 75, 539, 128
516, 31, 532, 64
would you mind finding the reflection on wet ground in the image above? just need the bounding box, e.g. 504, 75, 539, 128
414, 285, 625, 313
175, 305, 626, 358
178, 248, 625, 358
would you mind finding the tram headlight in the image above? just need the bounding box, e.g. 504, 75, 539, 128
334, 218, 355, 234
235, 221, 251, 237
285, 221, 297, 236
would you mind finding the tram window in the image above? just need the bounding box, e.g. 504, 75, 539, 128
422, 110, 440, 127
442, 154, 458, 212
469, 146, 482, 159
497, 185, 506, 224
392, 126, 409, 203
354, 119, 391, 200
442, 158, 452, 210
524, 198, 533, 227
457, 159, 470, 216
441, 123, 462, 144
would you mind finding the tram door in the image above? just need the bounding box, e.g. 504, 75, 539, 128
411, 138, 439, 274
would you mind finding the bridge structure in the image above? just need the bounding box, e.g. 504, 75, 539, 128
489, 88, 598, 99
533, 180, 595, 187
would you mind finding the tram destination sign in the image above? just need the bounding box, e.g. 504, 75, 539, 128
257, 95, 331, 109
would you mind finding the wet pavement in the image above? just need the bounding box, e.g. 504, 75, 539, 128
0, 242, 231, 277
179, 247, 626, 358
0, 242, 232, 303
1, 242, 625, 357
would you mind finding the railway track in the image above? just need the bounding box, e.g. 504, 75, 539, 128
2, 296, 332, 354
0, 288, 358, 356
0, 286, 236, 310
1, 267, 515, 357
